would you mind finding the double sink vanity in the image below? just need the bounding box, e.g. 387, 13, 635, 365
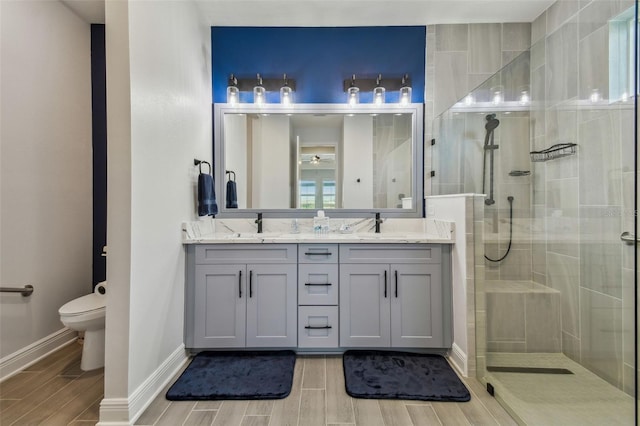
184, 103, 454, 353
183, 220, 455, 353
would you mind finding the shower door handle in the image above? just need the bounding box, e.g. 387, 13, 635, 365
620, 231, 639, 245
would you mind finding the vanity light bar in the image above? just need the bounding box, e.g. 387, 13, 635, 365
231, 75, 297, 92
341, 75, 411, 92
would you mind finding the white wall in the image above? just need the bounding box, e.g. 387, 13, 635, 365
342, 115, 373, 208
0, 0, 92, 363
426, 195, 472, 376
103, 0, 212, 421
224, 114, 248, 209
252, 115, 290, 208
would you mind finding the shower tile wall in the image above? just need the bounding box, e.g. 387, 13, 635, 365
372, 114, 412, 208
425, 23, 531, 195
530, 0, 635, 394
430, 23, 531, 118
429, 25, 534, 282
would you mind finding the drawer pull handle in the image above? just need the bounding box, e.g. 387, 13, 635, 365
305, 325, 332, 329
305, 283, 332, 286
304, 252, 332, 256
384, 270, 387, 298
238, 270, 242, 298
249, 270, 253, 298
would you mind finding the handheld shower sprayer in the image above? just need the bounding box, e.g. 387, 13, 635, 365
482, 113, 500, 205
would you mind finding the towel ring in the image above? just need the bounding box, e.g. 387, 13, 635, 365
226, 170, 236, 181
194, 159, 212, 175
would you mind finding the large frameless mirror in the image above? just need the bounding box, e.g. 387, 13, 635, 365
213, 103, 424, 217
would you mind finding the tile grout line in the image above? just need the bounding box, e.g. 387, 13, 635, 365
151, 400, 172, 426
70, 393, 104, 423
9, 370, 87, 426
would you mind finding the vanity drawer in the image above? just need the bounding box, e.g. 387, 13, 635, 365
339, 244, 442, 264
298, 306, 339, 348
195, 244, 297, 264
298, 264, 338, 305
298, 244, 338, 263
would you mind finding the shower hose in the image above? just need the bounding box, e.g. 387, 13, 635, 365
485, 196, 514, 263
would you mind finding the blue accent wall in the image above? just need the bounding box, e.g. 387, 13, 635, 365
211, 26, 425, 104
91, 24, 107, 286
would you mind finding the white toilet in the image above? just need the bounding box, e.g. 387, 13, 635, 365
59, 282, 107, 371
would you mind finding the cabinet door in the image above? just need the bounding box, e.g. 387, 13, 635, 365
194, 264, 246, 348
246, 264, 297, 347
390, 264, 443, 347
340, 264, 391, 347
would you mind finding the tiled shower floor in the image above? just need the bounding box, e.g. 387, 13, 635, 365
484, 352, 634, 425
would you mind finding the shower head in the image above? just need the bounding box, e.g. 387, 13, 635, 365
485, 117, 500, 131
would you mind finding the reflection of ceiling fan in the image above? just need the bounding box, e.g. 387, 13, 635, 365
300, 153, 335, 165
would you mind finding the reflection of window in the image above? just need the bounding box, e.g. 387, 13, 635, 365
300, 181, 316, 209
609, 8, 637, 102
323, 181, 336, 209
299, 179, 335, 209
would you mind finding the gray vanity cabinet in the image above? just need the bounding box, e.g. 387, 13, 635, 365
339, 244, 451, 348
297, 244, 340, 348
188, 245, 297, 349
194, 264, 246, 347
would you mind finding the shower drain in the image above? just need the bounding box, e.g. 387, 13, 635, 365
487, 366, 573, 374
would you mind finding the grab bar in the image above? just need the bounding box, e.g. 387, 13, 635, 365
1, 285, 34, 296
621, 231, 639, 245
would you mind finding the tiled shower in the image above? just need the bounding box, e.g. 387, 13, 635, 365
429, 1, 637, 423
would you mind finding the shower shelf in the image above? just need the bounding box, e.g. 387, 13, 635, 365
530, 143, 577, 162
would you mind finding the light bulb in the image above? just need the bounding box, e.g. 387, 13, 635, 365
399, 74, 411, 105
373, 74, 385, 105
347, 74, 359, 106
280, 74, 293, 105
493, 91, 502, 105
464, 94, 475, 106
491, 86, 503, 105
227, 74, 239, 105
227, 87, 239, 105
254, 73, 265, 106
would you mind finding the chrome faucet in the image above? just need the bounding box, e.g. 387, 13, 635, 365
255, 212, 263, 233
375, 212, 382, 233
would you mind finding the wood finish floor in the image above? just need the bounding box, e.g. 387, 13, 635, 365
0, 346, 517, 425
0, 341, 103, 426
136, 355, 517, 426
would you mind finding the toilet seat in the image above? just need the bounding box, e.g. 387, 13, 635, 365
59, 293, 105, 316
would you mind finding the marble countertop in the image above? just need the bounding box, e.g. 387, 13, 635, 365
182, 217, 455, 244
184, 232, 453, 244
183, 231, 454, 244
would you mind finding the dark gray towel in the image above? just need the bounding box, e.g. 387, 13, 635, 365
226, 180, 238, 208
198, 173, 218, 216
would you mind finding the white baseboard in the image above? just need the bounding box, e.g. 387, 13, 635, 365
0, 328, 77, 381
450, 342, 468, 377
98, 344, 188, 426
